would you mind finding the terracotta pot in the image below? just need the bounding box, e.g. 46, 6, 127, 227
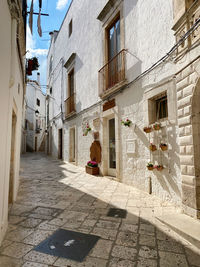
149, 145, 157, 151
157, 166, 164, 171
147, 166, 154, 171
144, 127, 152, 133
85, 165, 99, 175
160, 145, 168, 151
153, 125, 161, 131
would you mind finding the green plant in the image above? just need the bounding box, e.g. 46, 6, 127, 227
87, 161, 98, 167
83, 123, 91, 136
147, 163, 153, 167
153, 123, 161, 130
121, 118, 132, 127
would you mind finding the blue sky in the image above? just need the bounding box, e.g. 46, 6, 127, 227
26, 0, 72, 91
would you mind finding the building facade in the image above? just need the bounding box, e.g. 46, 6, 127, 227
47, 0, 200, 219
0, 0, 26, 244
26, 75, 46, 152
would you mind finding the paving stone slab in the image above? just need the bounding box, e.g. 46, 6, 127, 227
138, 246, 158, 259
19, 218, 43, 228
109, 258, 136, 267
96, 220, 120, 230
159, 251, 188, 267
1, 242, 33, 258
53, 256, 107, 267
111, 245, 137, 261
139, 234, 156, 247
157, 239, 184, 253
90, 239, 113, 259
92, 227, 118, 240
136, 257, 158, 267
22, 262, 48, 267
116, 231, 138, 247
0, 255, 23, 267
5, 227, 34, 242
23, 229, 53, 246
23, 250, 58, 265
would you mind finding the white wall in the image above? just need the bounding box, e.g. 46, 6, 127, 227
47, 0, 185, 206
0, 0, 25, 244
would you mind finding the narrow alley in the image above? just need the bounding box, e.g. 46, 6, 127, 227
0, 153, 200, 267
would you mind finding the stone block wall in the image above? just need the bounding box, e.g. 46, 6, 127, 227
176, 57, 200, 218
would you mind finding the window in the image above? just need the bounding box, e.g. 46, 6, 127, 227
68, 69, 74, 96
50, 87, 52, 94
107, 16, 120, 61
148, 92, 168, 124
156, 95, 168, 120
69, 19, 72, 37
37, 98, 40, 106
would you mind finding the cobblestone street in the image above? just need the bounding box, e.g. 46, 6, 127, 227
0, 153, 200, 267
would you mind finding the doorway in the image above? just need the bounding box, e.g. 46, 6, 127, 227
9, 111, 17, 204
58, 128, 63, 160
108, 117, 116, 176
35, 136, 37, 152
69, 127, 76, 163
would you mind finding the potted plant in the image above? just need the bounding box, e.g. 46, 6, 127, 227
83, 123, 91, 136
160, 143, 168, 151
149, 143, 157, 151
153, 123, 161, 131
85, 161, 99, 175
121, 118, 132, 127
147, 163, 154, 171
156, 165, 164, 171
143, 126, 152, 133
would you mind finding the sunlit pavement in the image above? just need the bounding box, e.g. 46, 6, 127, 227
0, 153, 200, 267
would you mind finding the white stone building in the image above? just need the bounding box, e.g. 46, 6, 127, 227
0, 0, 26, 244
26, 74, 46, 152
47, 0, 200, 219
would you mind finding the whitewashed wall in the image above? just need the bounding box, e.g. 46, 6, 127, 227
0, 0, 25, 244
47, 0, 190, 207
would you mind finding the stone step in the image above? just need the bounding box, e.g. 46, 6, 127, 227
156, 213, 200, 249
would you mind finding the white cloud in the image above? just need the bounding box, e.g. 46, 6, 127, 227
26, 26, 48, 57
56, 0, 70, 10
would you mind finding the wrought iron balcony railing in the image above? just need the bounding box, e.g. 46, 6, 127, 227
98, 49, 126, 96
65, 93, 76, 117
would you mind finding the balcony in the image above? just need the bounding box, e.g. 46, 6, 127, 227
98, 49, 127, 98
65, 93, 76, 118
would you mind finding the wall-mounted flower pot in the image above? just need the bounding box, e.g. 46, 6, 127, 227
156, 166, 164, 171
147, 166, 154, 171
160, 144, 168, 151
143, 127, 152, 133
149, 144, 157, 151
85, 165, 99, 175
153, 124, 161, 131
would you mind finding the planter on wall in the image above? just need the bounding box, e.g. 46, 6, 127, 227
85, 165, 99, 175
160, 144, 168, 151
147, 166, 154, 171
143, 127, 152, 133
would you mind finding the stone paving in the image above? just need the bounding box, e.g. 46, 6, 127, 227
0, 153, 200, 267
